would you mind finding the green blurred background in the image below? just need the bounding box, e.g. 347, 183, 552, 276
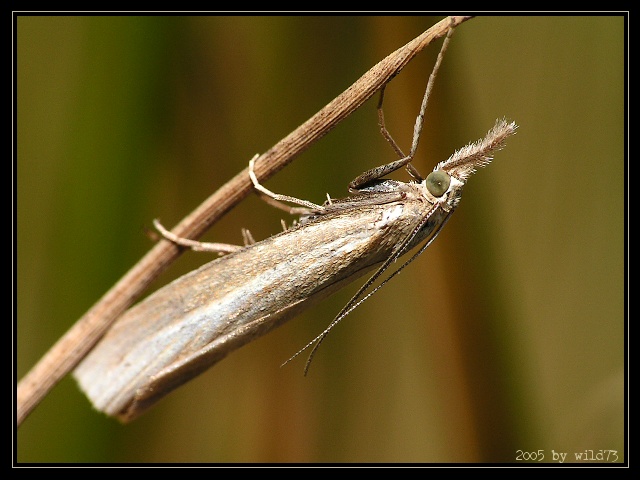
16, 15, 625, 463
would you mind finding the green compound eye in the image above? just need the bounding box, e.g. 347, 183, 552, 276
426, 170, 451, 197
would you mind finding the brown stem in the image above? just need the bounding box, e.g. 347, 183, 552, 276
16, 15, 473, 427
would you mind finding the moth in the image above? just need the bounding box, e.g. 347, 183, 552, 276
74, 26, 517, 422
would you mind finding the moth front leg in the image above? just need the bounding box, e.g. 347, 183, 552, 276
349, 22, 456, 191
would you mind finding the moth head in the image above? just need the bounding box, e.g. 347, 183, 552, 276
423, 168, 464, 211
425, 118, 518, 210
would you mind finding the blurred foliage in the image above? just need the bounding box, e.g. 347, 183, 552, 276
17, 15, 625, 463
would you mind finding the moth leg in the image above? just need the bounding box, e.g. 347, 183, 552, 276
376, 85, 424, 183
241, 228, 255, 246
252, 191, 316, 216
349, 23, 456, 191
248, 154, 323, 214
153, 219, 243, 255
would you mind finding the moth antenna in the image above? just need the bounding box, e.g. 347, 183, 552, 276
282, 204, 449, 375
438, 119, 518, 181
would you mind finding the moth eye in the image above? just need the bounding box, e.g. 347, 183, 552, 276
426, 170, 451, 197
